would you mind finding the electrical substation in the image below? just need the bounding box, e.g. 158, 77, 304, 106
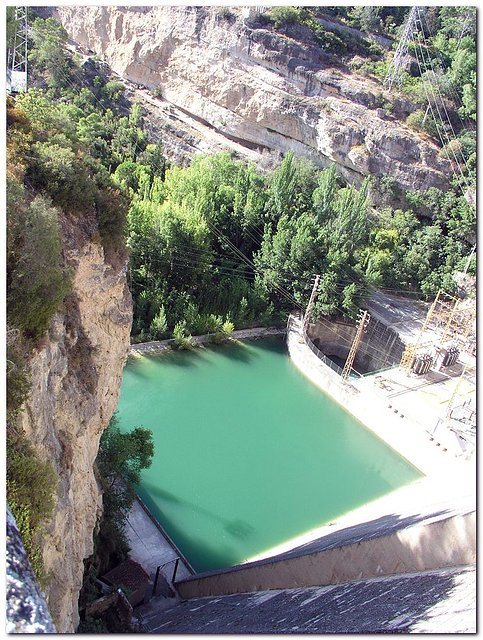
303, 287, 476, 460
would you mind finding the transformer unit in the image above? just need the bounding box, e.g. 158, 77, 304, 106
441, 346, 459, 367
411, 353, 433, 375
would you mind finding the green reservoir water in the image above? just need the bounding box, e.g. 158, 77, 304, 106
116, 337, 421, 573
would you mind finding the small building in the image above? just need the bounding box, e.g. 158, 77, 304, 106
101, 559, 150, 607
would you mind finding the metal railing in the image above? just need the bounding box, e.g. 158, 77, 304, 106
302, 324, 344, 376
152, 558, 180, 595
287, 312, 344, 376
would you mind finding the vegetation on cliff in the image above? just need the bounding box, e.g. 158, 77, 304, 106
264, 6, 476, 127
5, 18, 130, 588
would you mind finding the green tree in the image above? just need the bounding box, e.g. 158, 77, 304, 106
94, 414, 154, 573
97, 415, 154, 491
28, 17, 72, 89
172, 320, 195, 349
267, 6, 303, 30
150, 305, 168, 339
266, 151, 318, 221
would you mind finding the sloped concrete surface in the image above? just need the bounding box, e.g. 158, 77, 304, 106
138, 565, 475, 633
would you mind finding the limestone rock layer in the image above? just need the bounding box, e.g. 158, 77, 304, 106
19, 210, 132, 632
55, 5, 449, 191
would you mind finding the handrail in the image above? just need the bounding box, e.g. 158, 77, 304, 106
302, 324, 344, 376
153, 557, 180, 594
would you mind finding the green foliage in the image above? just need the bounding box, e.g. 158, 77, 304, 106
29, 140, 96, 211
94, 414, 154, 573
255, 164, 370, 319
267, 6, 304, 29
18, 13, 471, 336
97, 415, 154, 490
6, 7, 17, 47
348, 7, 382, 33
15, 89, 77, 137
8, 195, 71, 339
102, 80, 125, 102
266, 7, 382, 57
405, 110, 439, 138
7, 433, 58, 588
28, 17, 72, 89
150, 305, 168, 339
173, 321, 195, 349
6, 328, 31, 422
211, 318, 235, 344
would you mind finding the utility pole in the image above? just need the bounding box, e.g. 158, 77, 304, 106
342, 310, 370, 381
384, 7, 424, 90
303, 274, 320, 331
7, 7, 28, 94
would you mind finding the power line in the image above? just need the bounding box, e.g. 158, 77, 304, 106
414, 9, 473, 183
411, 25, 469, 194
384, 7, 421, 90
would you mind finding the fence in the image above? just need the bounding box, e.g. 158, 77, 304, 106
286, 313, 344, 376
303, 325, 344, 376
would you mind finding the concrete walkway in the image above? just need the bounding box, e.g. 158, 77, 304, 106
130, 326, 285, 355
124, 499, 192, 585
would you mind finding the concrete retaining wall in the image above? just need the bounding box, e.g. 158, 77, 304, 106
130, 327, 285, 355
175, 511, 475, 600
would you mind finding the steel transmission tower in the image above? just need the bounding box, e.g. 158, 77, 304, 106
7, 7, 28, 94
384, 7, 424, 90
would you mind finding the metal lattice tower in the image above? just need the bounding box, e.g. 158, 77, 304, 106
384, 7, 424, 90
7, 7, 28, 94
342, 310, 370, 381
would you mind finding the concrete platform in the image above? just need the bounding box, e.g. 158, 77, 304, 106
123, 499, 192, 585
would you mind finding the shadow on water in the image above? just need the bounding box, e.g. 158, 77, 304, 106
248, 335, 286, 355
142, 481, 255, 541
140, 484, 251, 572
212, 341, 257, 364
150, 348, 210, 368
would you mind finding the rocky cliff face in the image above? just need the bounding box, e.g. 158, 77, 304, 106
55, 5, 450, 192
19, 210, 132, 632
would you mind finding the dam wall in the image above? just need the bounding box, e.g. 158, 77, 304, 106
175, 509, 475, 599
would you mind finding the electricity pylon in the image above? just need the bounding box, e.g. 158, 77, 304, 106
7, 7, 28, 94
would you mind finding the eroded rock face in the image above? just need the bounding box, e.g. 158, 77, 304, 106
55, 5, 450, 191
19, 211, 132, 633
